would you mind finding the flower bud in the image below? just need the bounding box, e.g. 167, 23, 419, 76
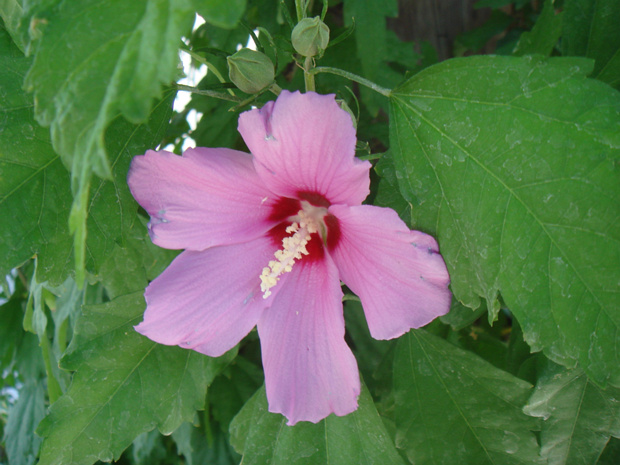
227, 48, 275, 94
291, 16, 330, 57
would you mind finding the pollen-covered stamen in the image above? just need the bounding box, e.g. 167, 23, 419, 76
260, 203, 327, 298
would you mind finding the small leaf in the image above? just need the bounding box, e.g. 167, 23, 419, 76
514, 0, 562, 57
230, 383, 405, 465
394, 330, 541, 464
389, 55, 620, 386
524, 359, 620, 465
36, 292, 236, 465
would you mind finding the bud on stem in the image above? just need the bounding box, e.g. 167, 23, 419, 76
227, 48, 275, 94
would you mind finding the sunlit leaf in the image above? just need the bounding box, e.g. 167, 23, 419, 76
389, 55, 620, 386
23, 0, 195, 280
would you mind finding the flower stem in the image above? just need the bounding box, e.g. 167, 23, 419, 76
310, 66, 392, 97
175, 84, 242, 103
270, 82, 282, 96
304, 56, 316, 92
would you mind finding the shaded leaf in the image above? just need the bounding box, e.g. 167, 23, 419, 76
36, 292, 236, 465
0, 24, 73, 284
230, 384, 405, 465
389, 55, 620, 386
343, 0, 397, 115
85, 91, 175, 277
514, 0, 562, 57
524, 359, 620, 465
562, 0, 620, 88
374, 152, 412, 226
3, 381, 46, 465
394, 330, 541, 464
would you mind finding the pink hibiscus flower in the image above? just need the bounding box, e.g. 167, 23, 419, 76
128, 90, 451, 425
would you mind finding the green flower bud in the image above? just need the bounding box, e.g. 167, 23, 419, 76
291, 16, 330, 57
227, 48, 275, 94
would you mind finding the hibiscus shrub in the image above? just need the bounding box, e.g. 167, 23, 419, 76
1, 1, 619, 465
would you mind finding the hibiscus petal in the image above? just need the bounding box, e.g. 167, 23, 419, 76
238, 91, 371, 206
135, 235, 279, 357
128, 147, 275, 250
258, 256, 360, 425
329, 205, 451, 340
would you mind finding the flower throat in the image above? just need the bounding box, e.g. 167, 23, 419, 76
260, 201, 328, 298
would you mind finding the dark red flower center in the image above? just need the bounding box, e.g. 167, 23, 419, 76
259, 191, 341, 298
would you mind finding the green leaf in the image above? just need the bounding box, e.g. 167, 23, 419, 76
36, 292, 236, 465
524, 359, 620, 465
394, 330, 541, 464
229, 384, 405, 465
0, 0, 26, 52
514, 0, 562, 57
598, 437, 620, 465
343, 0, 397, 115
455, 10, 513, 55
194, 0, 246, 29
562, 0, 620, 88
374, 152, 412, 226
0, 22, 176, 285
0, 24, 73, 283
440, 299, 487, 331
389, 55, 620, 386
3, 381, 46, 465
85, 91, 175, 277
99, 222, 178, 300
23, 0, 195, 280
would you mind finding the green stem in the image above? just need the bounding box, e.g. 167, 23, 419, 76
304, 56, 316, 92
175, 84, 242, 103
40, 335, 63, 403
310, 66, 392, 97
270, 82, 282, 95
57, 318, 69, 354
295, 0, 305, 21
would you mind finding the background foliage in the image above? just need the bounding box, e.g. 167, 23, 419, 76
1, 0, 619, 464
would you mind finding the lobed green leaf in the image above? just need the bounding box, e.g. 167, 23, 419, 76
394, 330, 541, 464
389, 55, 620, 386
